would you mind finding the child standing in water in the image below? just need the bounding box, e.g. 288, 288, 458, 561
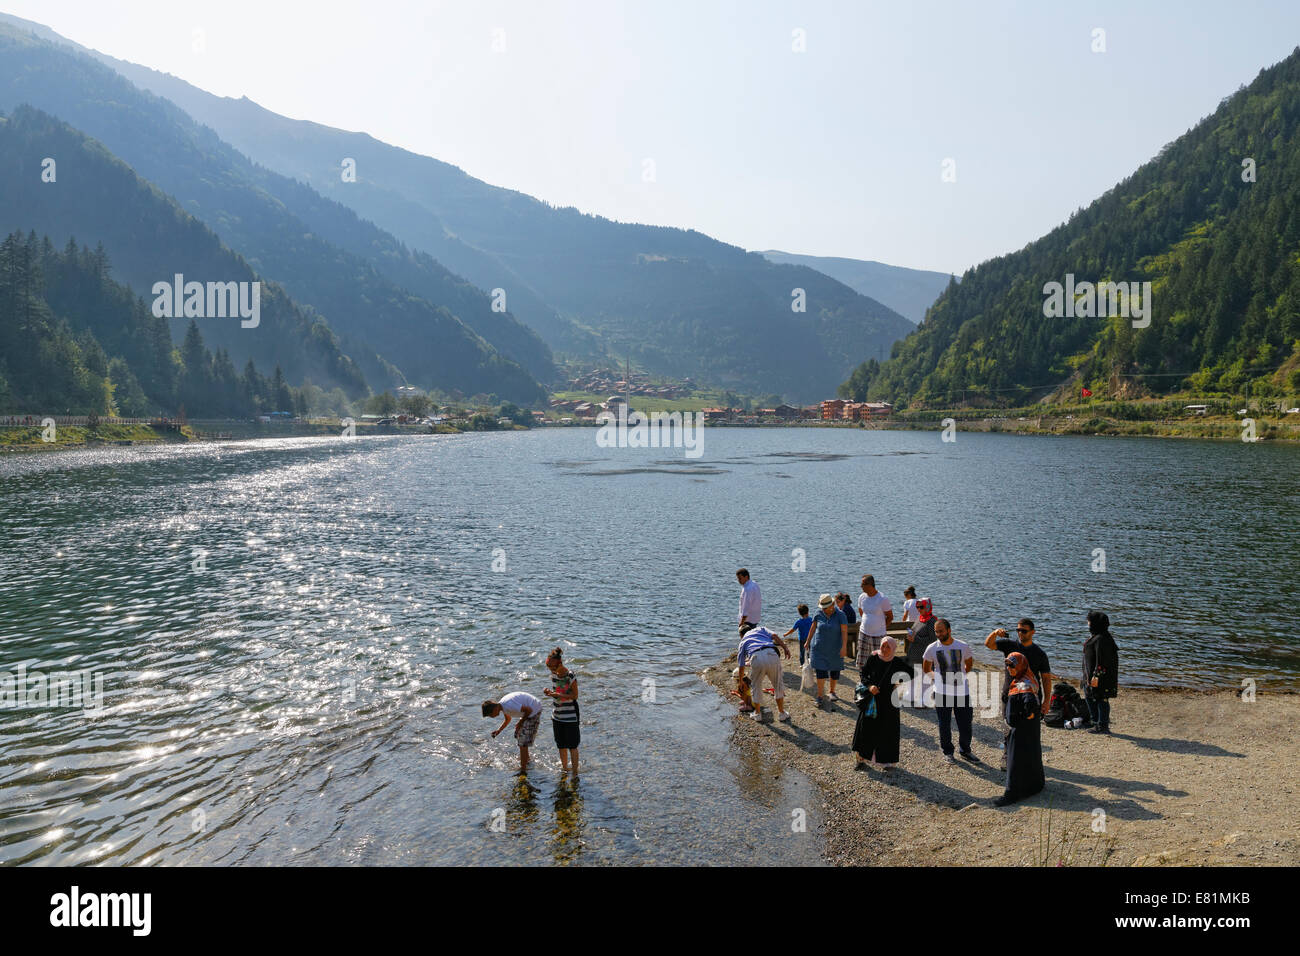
543, 647, 580, 774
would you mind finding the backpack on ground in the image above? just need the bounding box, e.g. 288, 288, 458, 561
1044, 679, 1091, 728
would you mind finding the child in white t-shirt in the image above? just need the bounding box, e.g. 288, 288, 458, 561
483, 691, 543, 773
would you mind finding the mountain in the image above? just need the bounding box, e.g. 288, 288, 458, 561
841, 47, 1300, 408
0, 17, 549, 404
52, 28, 914, 402
0, 230, 143, 415
758, 251, 953, 325
0, 229, 318, 418
0, 107, 368, 398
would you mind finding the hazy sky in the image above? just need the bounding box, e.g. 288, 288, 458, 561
7, 0, 1300, 274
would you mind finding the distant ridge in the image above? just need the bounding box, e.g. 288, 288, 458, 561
0, 15, 549, 403
45, 26, 914, 402
759, 251, 954, 325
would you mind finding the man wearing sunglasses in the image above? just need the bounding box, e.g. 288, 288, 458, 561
986, 619, 1053, 768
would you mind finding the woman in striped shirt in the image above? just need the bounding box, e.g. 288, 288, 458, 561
544, 647, 580, 774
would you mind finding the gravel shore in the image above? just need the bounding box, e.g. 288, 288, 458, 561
705, 652, 1300, 866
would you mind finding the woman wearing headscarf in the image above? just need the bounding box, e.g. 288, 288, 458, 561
904, 597, 935, 674
852, 636, 912, 770
995, 651, 1045, 806
1083, 610, 1119, 734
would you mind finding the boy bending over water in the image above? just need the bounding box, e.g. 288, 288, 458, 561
483, 691, 543, 773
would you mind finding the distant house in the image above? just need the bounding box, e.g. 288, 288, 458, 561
1185, 405, 1209, 416
573, 403, 596, 418
703, 407, 730, 422
863, 402, 893, 419
773, 404, 801, 420
821, 399, 848, 420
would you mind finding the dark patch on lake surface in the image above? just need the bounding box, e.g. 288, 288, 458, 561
757, 451, 854, 462
571, 466, 729, 477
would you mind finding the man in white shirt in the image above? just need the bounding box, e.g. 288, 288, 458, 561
483, 691, 543, 773
922, 619, 980, 763
736, 568, 761, 635
855, 574, 893, 668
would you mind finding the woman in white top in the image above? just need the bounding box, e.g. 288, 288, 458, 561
901, 586, 919, 623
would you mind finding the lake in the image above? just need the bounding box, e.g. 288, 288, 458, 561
1, 426, 1296, 865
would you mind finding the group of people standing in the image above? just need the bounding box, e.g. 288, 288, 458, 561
733, 568, 1121, 808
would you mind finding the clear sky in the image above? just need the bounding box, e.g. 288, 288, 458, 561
7, 0, 1300, 274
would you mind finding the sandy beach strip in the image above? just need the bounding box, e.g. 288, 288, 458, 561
705, 653, 1300, 866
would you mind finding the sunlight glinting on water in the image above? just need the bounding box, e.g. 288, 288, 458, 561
1, 429, 1296, 864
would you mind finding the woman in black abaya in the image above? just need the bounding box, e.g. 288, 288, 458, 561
995, 651, 1045, 806
853, 636, 911, 769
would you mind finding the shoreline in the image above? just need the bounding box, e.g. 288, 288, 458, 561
0, 421, 449, 452
704, 653, 1300, 866
704, 417, 1300, 442
4, 417, 1298, 453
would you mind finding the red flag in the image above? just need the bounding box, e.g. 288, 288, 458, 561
1081, 387, 1093, 397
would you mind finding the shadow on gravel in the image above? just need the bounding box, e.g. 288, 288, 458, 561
1038, 765, 1188, 820
1109, 733, 1246, 758
868, 766, 985, 808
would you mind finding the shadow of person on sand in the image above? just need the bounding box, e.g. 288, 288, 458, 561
1035, 789, 1167, 821
1108, 733, 1246, 758
861, 764, 988, 808
763, 719, 850, 755
1044, 764, 1189, 800
1017, 766, 1188, 820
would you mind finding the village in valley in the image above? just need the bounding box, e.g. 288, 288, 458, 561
547, 365, 892, 424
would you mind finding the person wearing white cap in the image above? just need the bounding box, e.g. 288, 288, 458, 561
808, 593, 848, 708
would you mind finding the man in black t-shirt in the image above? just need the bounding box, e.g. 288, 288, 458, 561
986, 619, 1052, 708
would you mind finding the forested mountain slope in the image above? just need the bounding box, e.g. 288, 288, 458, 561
843, 48, 1300, 407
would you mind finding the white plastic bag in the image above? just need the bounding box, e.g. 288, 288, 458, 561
800, 658, 816, 693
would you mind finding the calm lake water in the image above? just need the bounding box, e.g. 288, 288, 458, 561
1, 427, 1296, 865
